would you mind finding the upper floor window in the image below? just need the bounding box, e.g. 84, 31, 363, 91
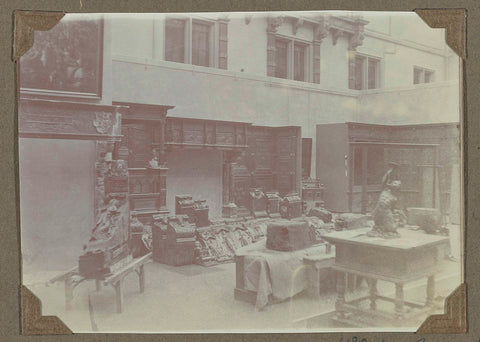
192, 22, 212, 67
413, 67, 434, 84
164, 17, 228, 69
274, 38, 310, 82
165, 19, 186, 63
351, 55, 380, 90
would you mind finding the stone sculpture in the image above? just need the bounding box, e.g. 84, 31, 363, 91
368, 180, 402, 238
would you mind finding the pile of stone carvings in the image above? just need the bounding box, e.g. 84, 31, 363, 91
195, 218, 269, 266
195, 216, 334, 266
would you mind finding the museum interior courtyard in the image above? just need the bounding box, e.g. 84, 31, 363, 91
18, 12, 463, 333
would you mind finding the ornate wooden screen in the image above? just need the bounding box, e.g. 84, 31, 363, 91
228, 125, 302, 207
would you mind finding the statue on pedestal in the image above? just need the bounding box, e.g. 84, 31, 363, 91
368, 180, 402, 239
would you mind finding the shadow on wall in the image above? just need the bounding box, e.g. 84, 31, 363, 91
166, 149, 223, 218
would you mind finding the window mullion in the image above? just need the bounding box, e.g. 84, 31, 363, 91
307, 44, 311, 82
187, 18, 192, 64
289, 40, 294, 80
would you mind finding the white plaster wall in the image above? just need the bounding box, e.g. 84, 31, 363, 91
19, 139, 96, 273
357, 32, 448, 88
227, 15, 268, 75
390, 13, 445, 49
320, 35, 350, 89
111, 59, 356, 125
362, 12, 391, 35
166, 149, 223, 218
355, 81, 460, 124
110, 14, 154, 59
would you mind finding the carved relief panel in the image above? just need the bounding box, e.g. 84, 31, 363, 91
126, 123, 153, 168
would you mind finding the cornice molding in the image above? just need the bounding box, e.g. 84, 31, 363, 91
266, 14, 368, 50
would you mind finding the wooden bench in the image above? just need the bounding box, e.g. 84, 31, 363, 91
49, 253, 152, 313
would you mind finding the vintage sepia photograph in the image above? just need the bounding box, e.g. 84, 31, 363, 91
18, 11, 463, 333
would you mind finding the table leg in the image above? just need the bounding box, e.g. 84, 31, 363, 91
395, 283, 404, 319
139, 265, 145, 293
335, 271, 347, 318
114, 280, 123, 314
95, 279, 101, 292
326, 243, 332, 255
369, 278, 378, 311
426, 275, 435, 306
65, 277, 73, 311
235, 256, 245, 290
309, 265, 321, 300
347, 274, 358, 292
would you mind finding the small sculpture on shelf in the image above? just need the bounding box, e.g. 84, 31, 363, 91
148, 148, 160, 169
148, 148, 166, 169
367, 180, 402, 239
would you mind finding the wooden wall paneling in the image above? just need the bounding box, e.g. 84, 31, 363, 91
127, 123, 153, 168
274, 126, 300, 196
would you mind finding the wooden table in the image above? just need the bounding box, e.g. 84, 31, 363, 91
49, 253, 152, 313
303, 243, 335, 299
322, 228, 449, 327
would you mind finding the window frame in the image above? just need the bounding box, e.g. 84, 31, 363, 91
413, 66, 435, 84
273, 34, 312, 82
353, 53, 381, 90
164, 16, 218, 68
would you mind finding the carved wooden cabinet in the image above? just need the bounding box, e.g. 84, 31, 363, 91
316, 122, 459, 214
113, 102, 173, 224
113, 102, 302, 220
129, 167, 168, 222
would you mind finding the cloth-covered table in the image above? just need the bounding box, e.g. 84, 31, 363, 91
234, 238, 328, 310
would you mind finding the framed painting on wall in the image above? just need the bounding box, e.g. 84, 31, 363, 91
19, 15, 103, 99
